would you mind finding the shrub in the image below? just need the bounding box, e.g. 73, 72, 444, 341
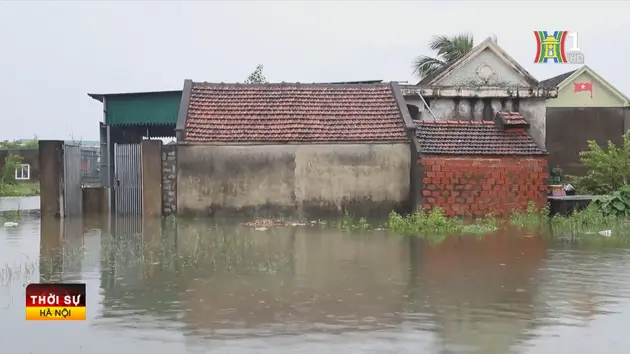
0, 154, 23, 186
571, 131, 630, 194
591, 185, 630, 216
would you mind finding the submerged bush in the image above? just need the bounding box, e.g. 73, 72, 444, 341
388, 208, 497, 236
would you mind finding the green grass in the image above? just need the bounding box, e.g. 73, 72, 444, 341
0, 182, 39, 197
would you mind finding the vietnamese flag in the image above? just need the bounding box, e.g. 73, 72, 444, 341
574, 81, 593, 98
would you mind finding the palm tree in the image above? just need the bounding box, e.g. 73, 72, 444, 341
412, 33, 497, 80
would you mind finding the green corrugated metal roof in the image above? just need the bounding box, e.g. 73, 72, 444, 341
88, 90, 182, 126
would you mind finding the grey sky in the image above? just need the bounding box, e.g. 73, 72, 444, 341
0, 1, 626, 141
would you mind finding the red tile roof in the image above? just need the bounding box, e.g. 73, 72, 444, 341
183, 83, 408, 143
415, 120, 546, 155
497, 111, 529, 127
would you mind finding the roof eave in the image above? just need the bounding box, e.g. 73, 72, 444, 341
175, 79, 193, 141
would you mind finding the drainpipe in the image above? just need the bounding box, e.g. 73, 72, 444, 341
418, 92, 437, 120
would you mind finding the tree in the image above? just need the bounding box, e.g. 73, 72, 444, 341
412, 33, 498, 79
244, 64, 268, 84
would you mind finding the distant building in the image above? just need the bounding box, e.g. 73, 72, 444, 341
542, 65, 630, 175
0, 147, 39, 182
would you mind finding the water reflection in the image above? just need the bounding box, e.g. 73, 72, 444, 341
2, 215, 630, 353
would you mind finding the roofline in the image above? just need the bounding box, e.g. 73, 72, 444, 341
556, 65, 630, 106
390, 82, 421, 152
539, 69, 576, 87
175, 79, 193, 141
422, 37, 539, 87
190, 81, 390, 88
401, 85, 558, 99
87, 89, 183, 103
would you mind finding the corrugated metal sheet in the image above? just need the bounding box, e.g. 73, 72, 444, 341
63, 144, 83, 217
106, 91, 181, 126
114, 143, 142, 215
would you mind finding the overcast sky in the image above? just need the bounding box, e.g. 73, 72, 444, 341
0, 1, 626, 141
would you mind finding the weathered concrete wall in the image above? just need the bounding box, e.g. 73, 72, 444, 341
547, 107, 629, 175
177, 143, 411, 217
141, 140, 163, 217
39, 141, 64, 217
406, 96, 547, 150
438, 48, 530, 86
82, 187, 108, 216
419, 155, 548, 217
161, 144, 177, 216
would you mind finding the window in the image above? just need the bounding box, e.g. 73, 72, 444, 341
15, 164, 30, 180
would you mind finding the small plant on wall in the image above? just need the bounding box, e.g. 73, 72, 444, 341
550, 166, 564, 184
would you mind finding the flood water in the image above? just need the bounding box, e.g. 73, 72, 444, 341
1, 198, 630, 353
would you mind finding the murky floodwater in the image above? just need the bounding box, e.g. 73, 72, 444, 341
1, 198, 630, 353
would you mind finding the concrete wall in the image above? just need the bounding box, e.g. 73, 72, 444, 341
176, 143, 411, 218
82, 187, 108, 216
141, 140, 163, 217
39, 141, 64, 217
547, 107, 630, 175
162, 144, 177, 216
0, 147, 40, 181
419, 155, 548, 217
406, 96, 547, 150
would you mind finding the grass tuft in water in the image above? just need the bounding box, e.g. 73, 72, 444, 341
387, 208, 497, 236
509, 201, 550, 229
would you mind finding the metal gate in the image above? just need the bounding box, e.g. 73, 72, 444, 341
63, 143, 83, 217
114, 143, 142, 215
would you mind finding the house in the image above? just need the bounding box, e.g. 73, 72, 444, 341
415, 112, 548, 217
172, 81, 416, 217
402, 37, 558, 151
0, 147, 39, 182
542, 65, 630, 175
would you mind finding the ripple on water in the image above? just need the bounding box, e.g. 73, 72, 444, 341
5, 222, 630, 353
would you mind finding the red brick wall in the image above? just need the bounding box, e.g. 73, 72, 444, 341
419, 155, 548, 217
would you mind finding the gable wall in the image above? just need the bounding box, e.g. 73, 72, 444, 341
437, 49, 529, 87
547, 71, 626, 108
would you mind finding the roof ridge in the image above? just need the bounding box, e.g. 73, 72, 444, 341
417, 119, 496, 125
191, 81, 390, 87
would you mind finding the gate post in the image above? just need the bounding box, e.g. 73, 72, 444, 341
141, 140, 163, 217
39, 140, 64, 217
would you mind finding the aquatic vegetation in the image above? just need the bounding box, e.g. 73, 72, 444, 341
0, 258, 38, 286
387, 208, 497, 236
340, 211, 372, 231
550, 207, 625, 235
509, 201, 550, 229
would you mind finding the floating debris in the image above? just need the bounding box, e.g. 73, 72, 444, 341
598, 230, 612, 237
254, 227, 268, 231
3, 222, 18, 227
244, 219, 325, 228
